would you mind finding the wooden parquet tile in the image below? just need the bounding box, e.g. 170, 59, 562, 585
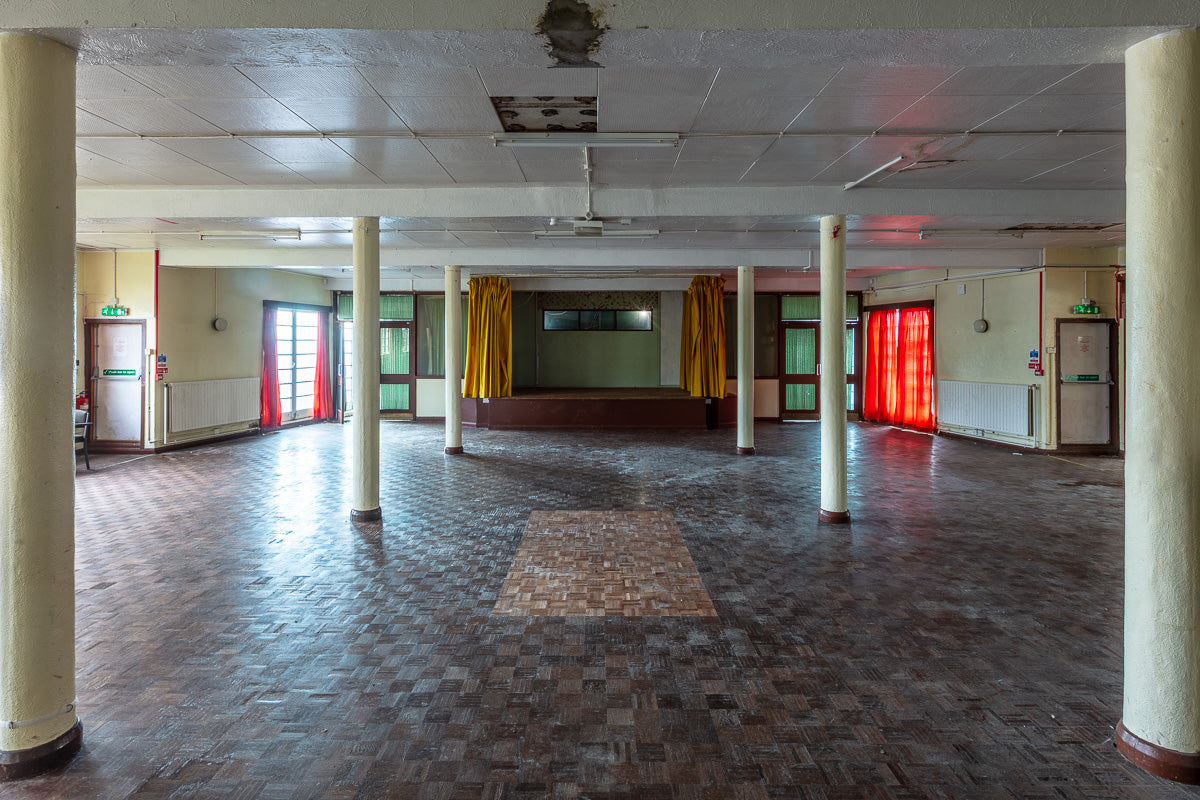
493, 510, 717, 617
4, 422, 1193, 798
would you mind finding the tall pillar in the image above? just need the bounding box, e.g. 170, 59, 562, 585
736, 266, 755, 455
444, 265, 464, 454
818, 215, 850, 525
350, 217, 381, 522
1119, 28, 1200, 784
0, 33, 83, 779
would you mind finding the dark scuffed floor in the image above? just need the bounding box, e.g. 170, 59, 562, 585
7, 421, 1193, 798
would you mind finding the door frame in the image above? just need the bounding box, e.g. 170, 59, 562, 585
84, 317, 147, 453
779, 321, 821, 421
1055, 317, 1119, 454
379, 320, 414, 417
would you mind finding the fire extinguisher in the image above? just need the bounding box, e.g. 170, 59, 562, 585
76, 390, 89, 412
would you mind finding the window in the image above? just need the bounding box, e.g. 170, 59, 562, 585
723, 294, 780, 378
541, 309, 653, 331
276, 308, 320, 421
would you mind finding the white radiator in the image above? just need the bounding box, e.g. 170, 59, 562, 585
937, 380, 1034, 437
166, 378, 260, 434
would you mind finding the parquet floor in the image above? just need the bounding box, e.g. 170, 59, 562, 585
5, 422, 1195, 798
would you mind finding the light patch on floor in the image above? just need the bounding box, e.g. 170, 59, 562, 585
493, 510, 718, 617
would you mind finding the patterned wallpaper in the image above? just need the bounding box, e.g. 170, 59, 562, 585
537, 291, 659, 311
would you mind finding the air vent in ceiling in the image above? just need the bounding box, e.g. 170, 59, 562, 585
491, 96, 597, 132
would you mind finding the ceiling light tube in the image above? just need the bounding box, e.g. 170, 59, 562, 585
494, 132, 679, 148
843, 155, 906, 191
198, 231, 302, 241
533, 229, 660, 238
918, 230, 1025, 240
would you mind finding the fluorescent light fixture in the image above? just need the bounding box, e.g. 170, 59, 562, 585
843, 155, 906, 190
198, 230, 302, 241
493, 132, 679, 148
533, 229, 660, 239
919, 230, 1025, 240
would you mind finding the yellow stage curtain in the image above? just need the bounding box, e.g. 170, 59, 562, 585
680, 275, 727, 398
464, 276, 513, 398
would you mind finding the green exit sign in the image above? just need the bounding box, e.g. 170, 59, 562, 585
101, 306, 128, 317
1072, 304, 1101, 315
102, 369, 137, 377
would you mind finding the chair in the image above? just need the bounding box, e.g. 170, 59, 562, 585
73, 409, 91, 470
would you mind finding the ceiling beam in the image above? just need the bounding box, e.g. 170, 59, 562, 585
155, 245, 1043, 270
78, 185, 1123, 223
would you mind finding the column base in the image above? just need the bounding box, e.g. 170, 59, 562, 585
1117, 721, 1200, 784
736, 446, 755, 455
350, 507, 382, 522
818, 509, 851, 524
444, 446, 464, 455
0, 721, 82, 781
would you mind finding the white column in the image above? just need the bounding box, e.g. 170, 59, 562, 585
1119, 28, 1200, 784
444, 265, 463, 454
736, 266, 755, 454
818, 215, 850, 524
0, 32, 82, 778
350, 217, 381, 522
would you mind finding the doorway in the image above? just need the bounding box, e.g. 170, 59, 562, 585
380, 321, 413, 417
1057, 319, 1118, 451
85, 319, 146, 450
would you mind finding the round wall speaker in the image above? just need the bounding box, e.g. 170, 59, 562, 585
212, 317, 228, 332
972, 318, 989, 333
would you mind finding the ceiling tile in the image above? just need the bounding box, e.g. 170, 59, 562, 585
668, 161, 755, 184
818, 66, 961, 97
786, 95, 922, 132
247, 137, 356, 163
707, 67, 841, 100
157, 137, 298, 166
677, 135, 775, 161
383, 97, 503, 134
358, 67, 487, 97
281, 97, 411, 133
78, 66, 161, 99
142, 164, 243, 185
973, 94, 1125, 132
200, 163, 310, 184
77, 138, 200, 167
478, 68, 599, 96
77, 108, 133, 136
76, 99, 226, 136
881, 94, 1025, 132
372, 165, 455, 185
1004, 134, 1124, 162
739, 161, 828, 184
76, 151, 169, 185
422, 137, 518, 162
176, 98, 316, 134
441, 161, 526, 183
286, 163, 385, 184
757, 135, 866, 163
329, 137, 437, 162
599, 95, 706, 132
115, 66, 268, 99
1041, 63, 1124, 95
598, 68, 719, 96
692, 96, 816, 133
239, 66, 378, 98
929, 65, 1082, 96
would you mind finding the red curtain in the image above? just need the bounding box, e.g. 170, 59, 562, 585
864, 306, 935, 431
260, 306, 281, 428
312, 312, 334, 421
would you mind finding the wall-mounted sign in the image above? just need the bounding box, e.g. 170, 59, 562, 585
100, 306, 128, 317
102, 368, 137, 377
1064, 374, 1101, 382
1072, 304, 1101, 315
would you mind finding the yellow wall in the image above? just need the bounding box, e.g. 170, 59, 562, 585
76, 250, 157, 392
865, 251, 1124, 450
153, 267, 331, 445
75, 252, 332, 448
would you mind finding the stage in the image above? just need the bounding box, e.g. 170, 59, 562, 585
461, 387, 737, 430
